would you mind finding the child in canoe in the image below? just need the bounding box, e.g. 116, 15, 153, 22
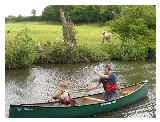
48, 80, 74, 105
87, 64, 119, 101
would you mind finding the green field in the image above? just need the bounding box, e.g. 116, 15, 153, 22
6, 22, 121, 65
6, 22, 120, 46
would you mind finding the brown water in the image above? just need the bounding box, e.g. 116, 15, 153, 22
5, 61, 156, 117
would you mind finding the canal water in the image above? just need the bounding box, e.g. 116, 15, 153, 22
5, 61, 156, 117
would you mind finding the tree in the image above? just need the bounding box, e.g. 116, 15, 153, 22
42, 5, 60, 21
99, 6, 121, 22
111, 6, 155, 39
5, 15, 16, 22
41, 5, 120, 23
16, 14, 23, 21
59, 8, 76, 47
31, 9, 36, 16
111, 6, 156, 60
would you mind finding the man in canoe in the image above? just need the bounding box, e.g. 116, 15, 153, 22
87, 64, 119, 101
48, 80, 74, 105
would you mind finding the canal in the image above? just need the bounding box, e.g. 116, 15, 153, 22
5, 61, 156, 117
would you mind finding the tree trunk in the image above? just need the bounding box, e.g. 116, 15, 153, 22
59, 8, 76, 47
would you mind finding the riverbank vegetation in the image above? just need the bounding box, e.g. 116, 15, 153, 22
5, 5, 156, 69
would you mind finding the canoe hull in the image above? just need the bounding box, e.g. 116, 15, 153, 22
9, 81, 149, 118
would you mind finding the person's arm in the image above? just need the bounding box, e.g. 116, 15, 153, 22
95, 81, 101, 89
48, 89, 63, 102
53, 89, 63, 99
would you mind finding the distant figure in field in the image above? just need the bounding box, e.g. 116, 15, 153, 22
101, 31, 112, 44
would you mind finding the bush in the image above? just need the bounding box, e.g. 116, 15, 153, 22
110, 6, 156, 60
37, 41, 104, 64
5, 28, 37, 69
120, 38, 146, 60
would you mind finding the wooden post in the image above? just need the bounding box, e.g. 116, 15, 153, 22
59, 8, 76, 47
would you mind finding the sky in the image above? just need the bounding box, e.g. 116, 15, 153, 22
4, 0, 52, 17
4, 0, 157, 17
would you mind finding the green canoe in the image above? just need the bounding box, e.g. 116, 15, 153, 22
9, 80, 149, 118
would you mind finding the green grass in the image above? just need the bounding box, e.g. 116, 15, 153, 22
6, 22, 63, 44
6, 22, 120, 56
5, 22, 122, 69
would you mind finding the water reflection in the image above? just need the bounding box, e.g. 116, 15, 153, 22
5, 61, 156, 117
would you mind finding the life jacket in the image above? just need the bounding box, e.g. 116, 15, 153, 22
60, 90, 72, 105
101, 73, 118, 92
103, 82, 117, 92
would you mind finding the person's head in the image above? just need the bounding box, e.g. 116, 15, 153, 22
104, 64, 111, 74
58, 80, 68, 89
102, 31, 106, 35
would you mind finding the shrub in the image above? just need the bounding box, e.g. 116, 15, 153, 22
38, 41, 104, 64
110, 6, 156, 60
5, 28, 37, 69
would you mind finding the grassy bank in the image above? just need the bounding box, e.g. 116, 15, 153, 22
6, 22, 119, 48
6, 21, 154, 69
6, 22, 122, 69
